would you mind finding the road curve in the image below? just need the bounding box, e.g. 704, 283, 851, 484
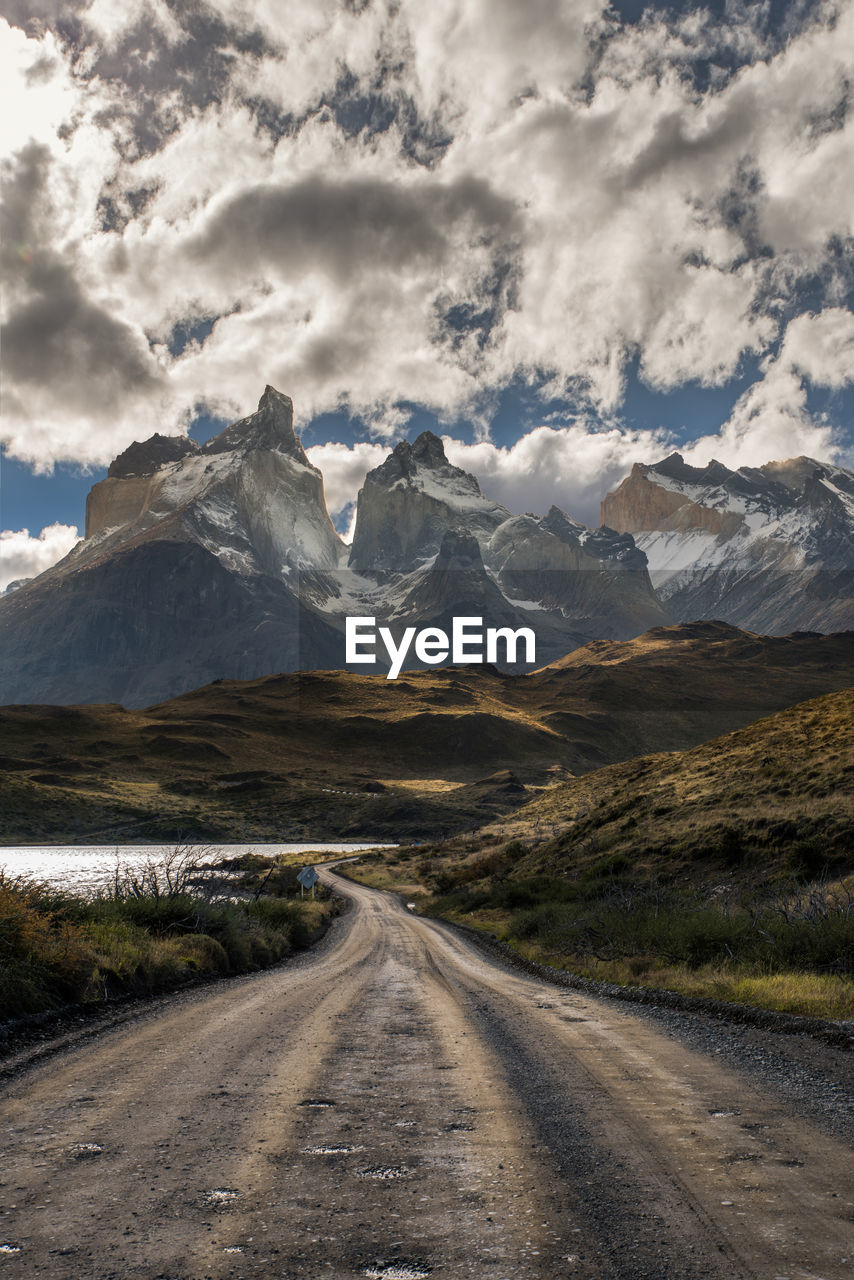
0, 869, 852, 1279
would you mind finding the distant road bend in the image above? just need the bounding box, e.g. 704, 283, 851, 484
2, 869, 852, 1279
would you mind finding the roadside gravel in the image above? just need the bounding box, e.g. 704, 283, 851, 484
441, 916, 854, 1142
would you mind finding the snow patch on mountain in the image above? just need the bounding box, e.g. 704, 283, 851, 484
603, 452, 854, 631
634, 529, 725, 573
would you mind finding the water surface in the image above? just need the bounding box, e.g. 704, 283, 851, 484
0, 843, 388, 896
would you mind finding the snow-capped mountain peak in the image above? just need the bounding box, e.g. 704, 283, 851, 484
348, 430, 509, 571
83, 386, 343, 575
601, 452, 854, 633
202, 385, 311, 466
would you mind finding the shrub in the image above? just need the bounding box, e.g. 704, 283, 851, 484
0, 856, 333, 1024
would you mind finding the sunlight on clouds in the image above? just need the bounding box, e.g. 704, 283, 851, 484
1, 1, 853, 477
0, 523, 81, 592
444, 425, 673, 528
84, 0, 184, 48
686, 310, 854, 469
0, 22, 80, 156
781, 309, 854, 389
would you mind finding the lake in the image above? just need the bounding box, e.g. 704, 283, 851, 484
0, 843, 390, 896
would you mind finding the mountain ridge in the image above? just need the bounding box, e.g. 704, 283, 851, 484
1, 622, 852, 843
1, 388, 669, 705
2, 388, 852, 707
601, 451, 854, 634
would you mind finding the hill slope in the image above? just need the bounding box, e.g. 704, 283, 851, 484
350, 688, 854, 1021
1, 624, 852, 843
494, 686, 854, 884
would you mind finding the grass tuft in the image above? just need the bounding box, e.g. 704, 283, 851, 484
0, 854, 337, 1024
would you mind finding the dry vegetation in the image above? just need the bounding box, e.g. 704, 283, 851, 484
0, 848, 337, 1025
348, 688, 854, 1019
498, 686, 854, 883
1, 623, 852, 844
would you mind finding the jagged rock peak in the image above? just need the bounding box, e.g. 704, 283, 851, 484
631, 451, 838, 510
539, 505, 586, 544
370, 430, 482, 497
203, 385, 310, 464
759, 456, 825, 491
583, 525, 649, 569
648, 453, 734, 487
348, 428, 506, 572
535, 506, 646, 569
411, 430, 450, 466
108, 433, 200, 479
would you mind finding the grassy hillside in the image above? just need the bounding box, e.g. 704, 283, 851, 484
496, 685, 854, 883
349, 688, 854, 1019
1, 623, 852, 843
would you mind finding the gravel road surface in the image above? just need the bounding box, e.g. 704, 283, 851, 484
1, 869, 852, 1279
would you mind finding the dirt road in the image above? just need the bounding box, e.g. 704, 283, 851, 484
1, 870, 852, 1279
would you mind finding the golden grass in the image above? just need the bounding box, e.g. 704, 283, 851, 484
351, 870, 854, 1019
266, 850, 353, 867
487, 687, 854, 883
513, 950, 854, 1021
342, 862, 427, 896
3, 631, 853, 845
378, 778, 465, 793
280, 897, 329, 932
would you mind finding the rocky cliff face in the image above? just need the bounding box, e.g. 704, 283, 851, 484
601, 459, 745, 538
392, 528, 540, 638
601, 453, 854, 633
487, 510, 666, 640
6, 387, 849, 709
85, 385, 342, 574
348, 431, 508, 571
0, 387, 346, 706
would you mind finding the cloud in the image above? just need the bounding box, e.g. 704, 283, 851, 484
779, 307, 854, 389
443, 424, 673, 527
686, 308, 854, 468
0, 523, 81, 591
137, 152, 520, 435
0, 20, 81, 156
188, 174, 516, 283
1, 1, 853, 478
306, 439, 390, 525
0, 140, 175, 468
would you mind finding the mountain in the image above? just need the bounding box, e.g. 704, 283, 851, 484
348, 431, 508, 571
85, 385, 342, 572
1, 623, 851, 843
488, 507, 661, 640
5, 385, 850, 709
345, 430, 667, 658
601, 453, 854, 633
0, 388, 347, 707
391, 529, 531, 628
0, 389, 665, 706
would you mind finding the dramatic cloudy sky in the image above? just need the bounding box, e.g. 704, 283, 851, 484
2, 0, 854, 586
